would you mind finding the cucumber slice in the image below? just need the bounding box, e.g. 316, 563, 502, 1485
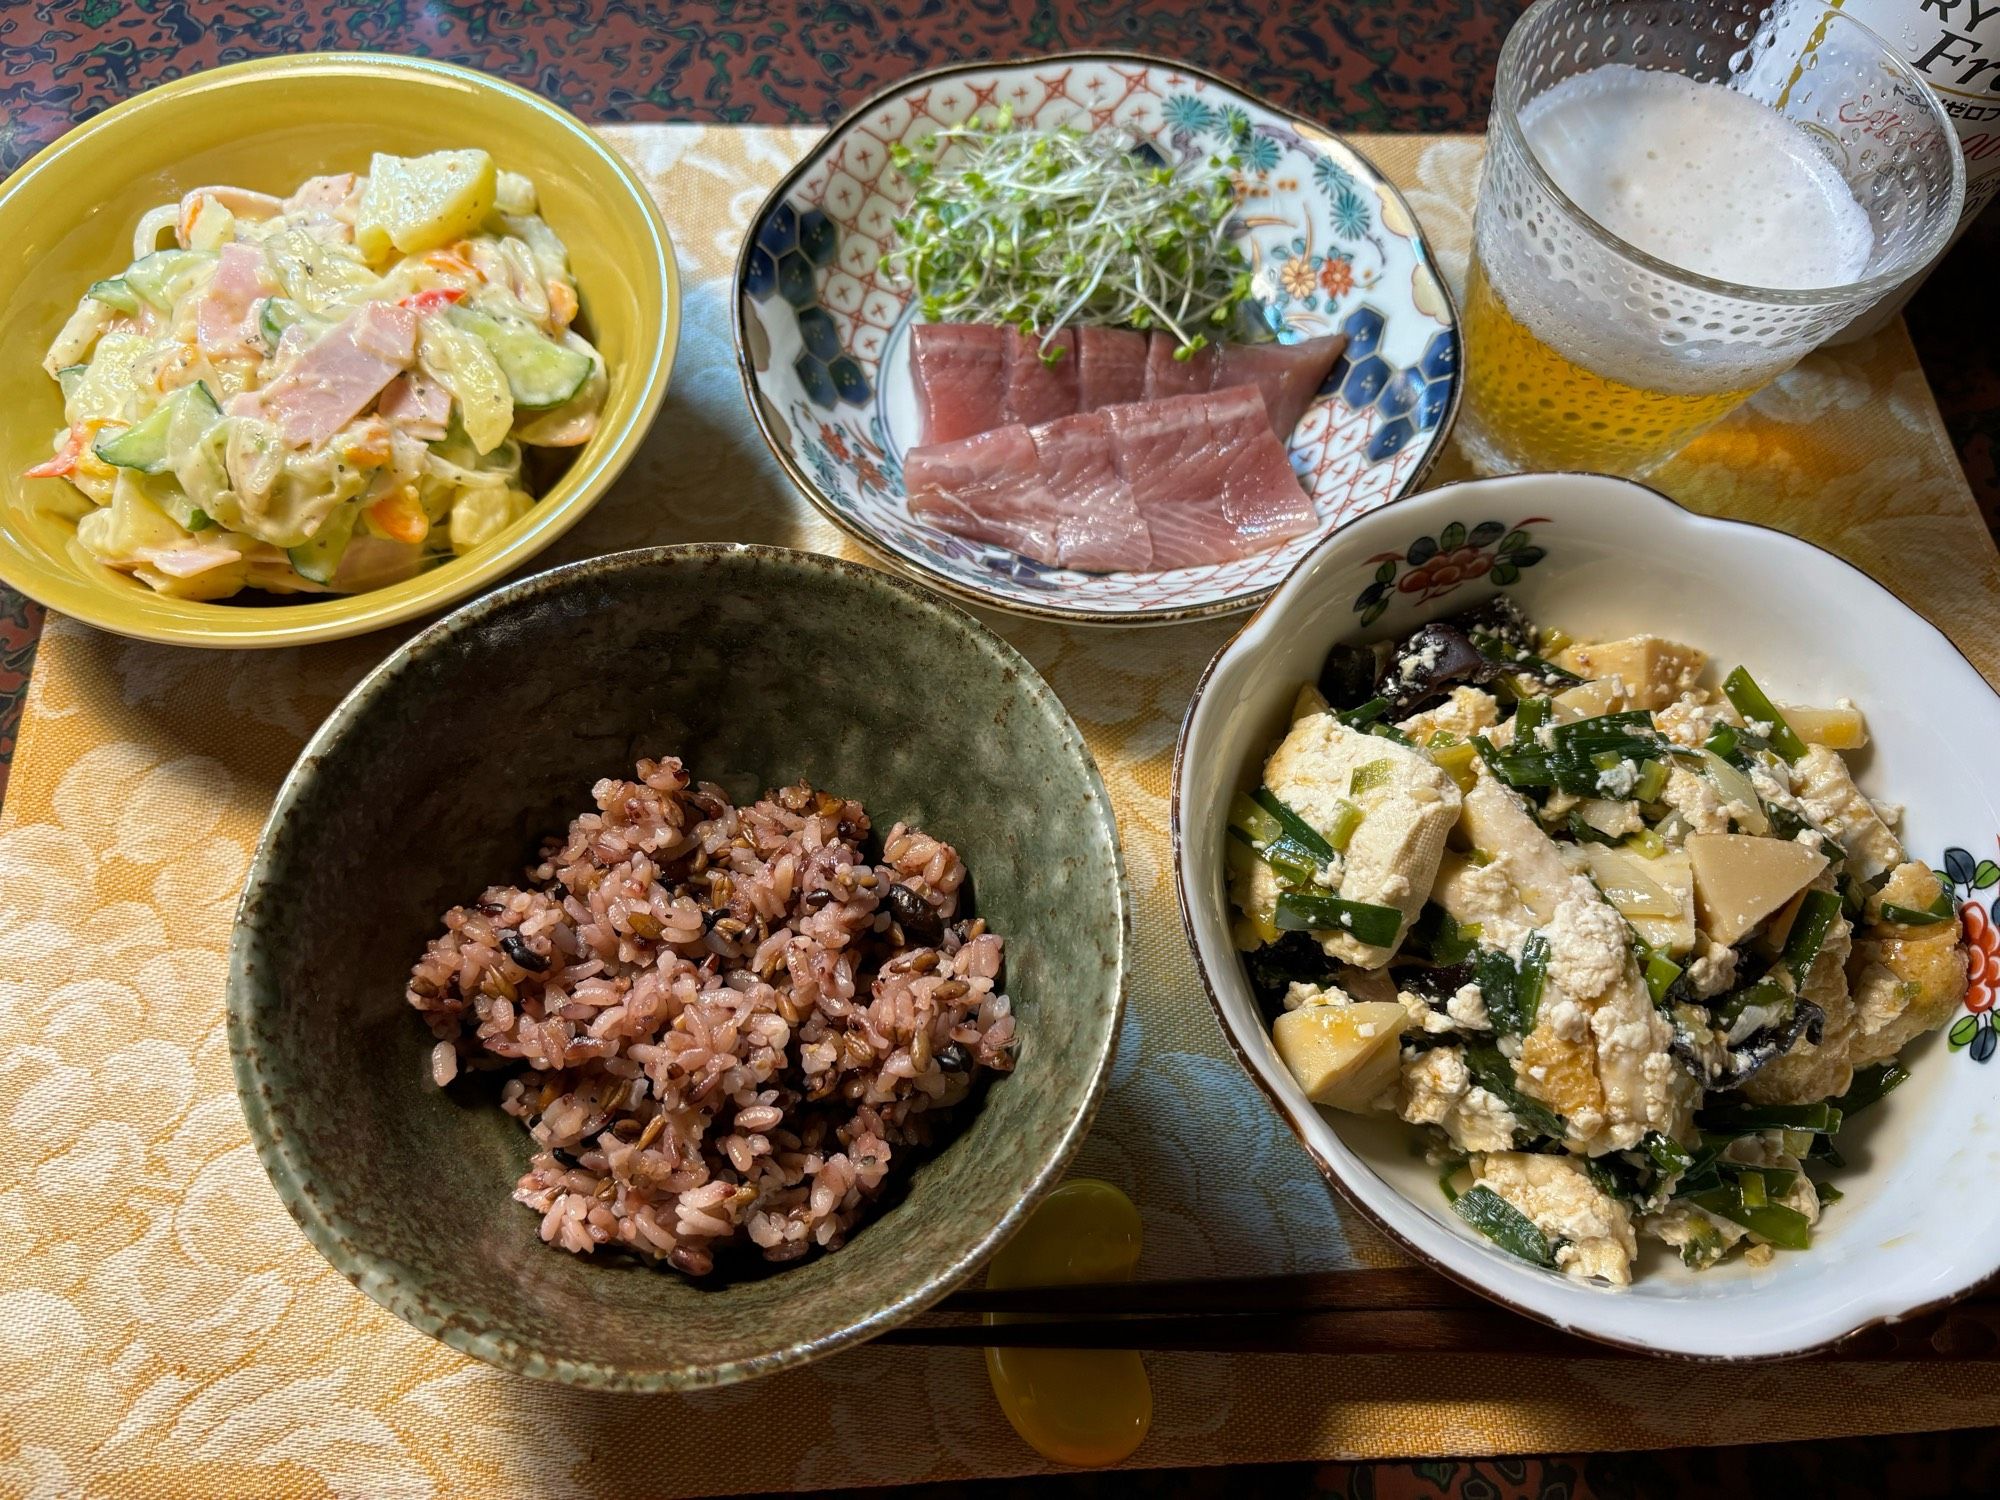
287, 500, 360, 585
447, 304, 592, 409
123, 248, 212, 311
93, 382, 222, 474
259, 296, 300, 349
87, 277, 141, 314
137, 470, 214, 533
55, 364, 88, 401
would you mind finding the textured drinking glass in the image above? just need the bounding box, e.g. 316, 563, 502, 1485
1458, 0, 1966, 478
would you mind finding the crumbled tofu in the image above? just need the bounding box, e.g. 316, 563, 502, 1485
1542, 994, 1591, 1043
1594, 759, 1640, 798
1469, 1151, 1638, 1285
1542, 889, 1633, 999
1399, 988, 1459, 1034
1398, 685, 1501, 742
1284, 980, 1348, 1012
1446, 981, 1492, 1032
1433, 849, 1539, 952
1397, 1047, 1520, 1151
1655, 691, 1739, 750
1792, 744, 1906, 879
1400, 1045, 1470, 1125
1263, 715, 1463, 966
1662, 764, 1732, 835
1457, 766, 1577, 925
1683, 935, 1738, 999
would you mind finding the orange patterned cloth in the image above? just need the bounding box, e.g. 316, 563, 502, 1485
2, 131, 1997, 1498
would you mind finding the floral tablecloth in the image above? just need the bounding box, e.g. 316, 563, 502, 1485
2, 128, 1997, 1499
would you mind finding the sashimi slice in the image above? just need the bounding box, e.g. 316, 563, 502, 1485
1028, 411, 1152, 571
1107, 386, 1317, 569
1002, 327, 1078, 427
1076, 327, 1148, 411
905, 425, 1062, 561
1210, 332, 1346, 440
910, 323, 1008, 444
1143, 334, 1214, 403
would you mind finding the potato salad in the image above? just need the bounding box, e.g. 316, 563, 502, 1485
1229, 598, 1969, 1285
27, 149, 606, 599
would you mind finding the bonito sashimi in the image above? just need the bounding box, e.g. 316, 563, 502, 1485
905, 385, 1318, 572
909, 323, 1346, 446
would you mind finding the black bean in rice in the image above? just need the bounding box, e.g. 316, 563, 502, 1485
406, 757, 1015, 1274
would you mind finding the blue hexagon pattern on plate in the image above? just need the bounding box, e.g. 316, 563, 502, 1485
747, 204, 855, 410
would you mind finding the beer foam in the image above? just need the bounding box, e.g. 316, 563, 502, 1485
1520, 65, 1873, 290
1476, 64, 1877, 393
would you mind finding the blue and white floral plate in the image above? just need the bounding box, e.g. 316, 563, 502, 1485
732, 53, 1461, 625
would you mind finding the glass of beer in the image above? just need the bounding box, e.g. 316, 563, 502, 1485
1457, 0, 1966, 478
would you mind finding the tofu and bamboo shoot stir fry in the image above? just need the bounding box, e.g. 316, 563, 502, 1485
1228, 598, 1969, 1285
29, 150, 605, 599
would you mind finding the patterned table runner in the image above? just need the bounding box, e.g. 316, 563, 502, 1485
2, 127, 1997, 1498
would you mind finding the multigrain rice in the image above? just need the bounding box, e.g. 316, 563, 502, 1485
407, 757, 1015, 1275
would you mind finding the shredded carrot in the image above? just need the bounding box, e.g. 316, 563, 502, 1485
367, 486, 429, 545
398, 288, 466, 314
343, 417, 395, 468
23, 423, 89, 479
547, 279, 577, 330
423, 247, 476, 280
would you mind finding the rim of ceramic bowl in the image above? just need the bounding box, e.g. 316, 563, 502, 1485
0, 52, 680, 650
1167, 471, 2000, 1361
729, 50, 1462, 628
227, 542, 1133, 1390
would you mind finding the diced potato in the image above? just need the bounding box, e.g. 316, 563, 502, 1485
1272, 1000, 1410, 1111
448, 486, 534, 553
1553, 635, 1708, 712
1291, 682, 1330, 722
1777, 704, 1868, 751
356, 149, 498, 261
1685, 833, 1828, 946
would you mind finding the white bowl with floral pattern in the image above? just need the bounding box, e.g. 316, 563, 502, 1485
732, 53, 1460, 625
1172, 471, 2000, 1359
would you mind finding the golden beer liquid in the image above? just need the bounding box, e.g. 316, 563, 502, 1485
1460, 250, 1761, 474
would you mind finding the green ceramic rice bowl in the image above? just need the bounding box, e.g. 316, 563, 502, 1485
228, 544, 1128, 1390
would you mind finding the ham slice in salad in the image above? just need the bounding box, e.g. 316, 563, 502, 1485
255, 301, 419, 448
194, 243, 273, 360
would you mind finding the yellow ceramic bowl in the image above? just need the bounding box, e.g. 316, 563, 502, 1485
0, 53, 678, 648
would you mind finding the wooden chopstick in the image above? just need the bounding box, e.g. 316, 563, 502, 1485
904, 1267, 2000, 1361
937, 1266, 1477, 1318
882, 1300, 2000, 1361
